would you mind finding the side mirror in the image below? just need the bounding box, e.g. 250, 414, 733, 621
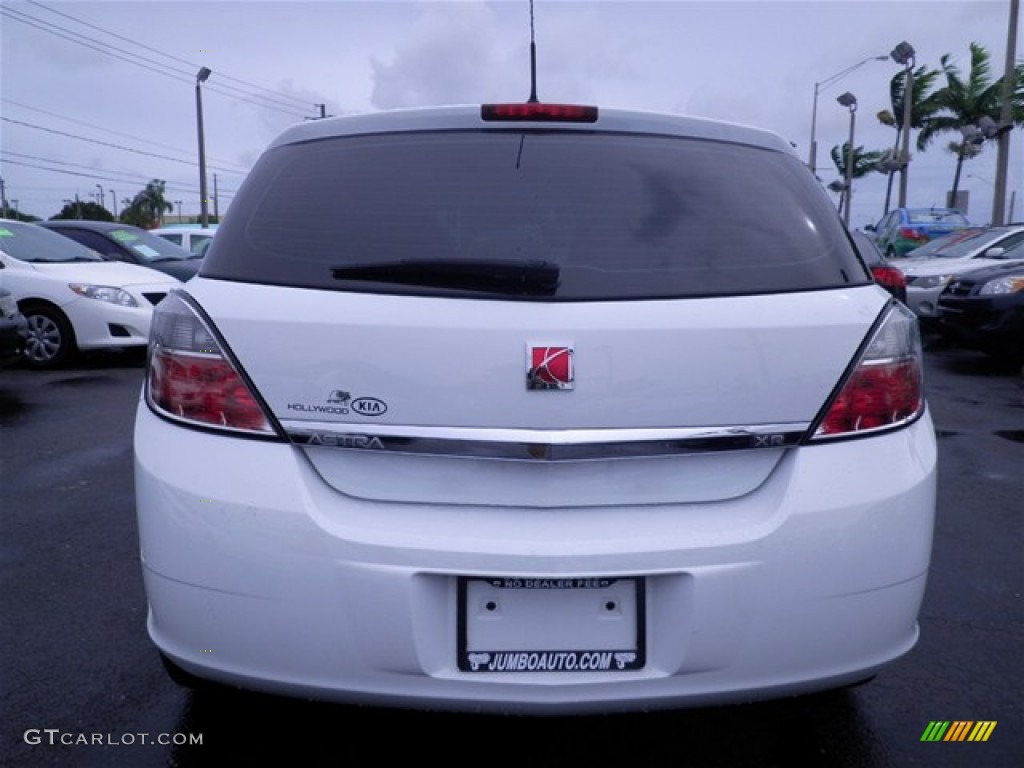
864, 224, 876, 232
983, 246, 1005, 258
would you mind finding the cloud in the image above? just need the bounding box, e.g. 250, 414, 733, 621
369, 2, 525, 108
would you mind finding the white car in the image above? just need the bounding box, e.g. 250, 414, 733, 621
135, 103, 936, 714
150, 225, 218, 258
0, 219, 181, 368
899, 225, 1024, 325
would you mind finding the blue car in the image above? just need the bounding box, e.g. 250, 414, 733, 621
868, 207, 972, 258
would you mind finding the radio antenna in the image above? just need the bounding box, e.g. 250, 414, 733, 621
527, 0, 538, 102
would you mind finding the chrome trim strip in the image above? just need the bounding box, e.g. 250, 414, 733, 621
282, 420, 810, 461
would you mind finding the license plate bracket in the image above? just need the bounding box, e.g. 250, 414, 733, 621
457, 576, 645, 673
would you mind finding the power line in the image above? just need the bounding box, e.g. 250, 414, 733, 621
0, 157, 236, 201
0, 151, 237, 196
2, 116, 248, 176
26, 0, 315, 111
1, 7, 310, 118
1, 98, 251, 172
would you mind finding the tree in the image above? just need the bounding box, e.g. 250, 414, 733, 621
829, 142, 885, 219
119, 179, 174, 229
50, 200, 114, 222
916, 42, 1024, 206
876, 64, 941, 216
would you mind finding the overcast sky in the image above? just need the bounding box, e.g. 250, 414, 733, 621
1, 0, 1020, 230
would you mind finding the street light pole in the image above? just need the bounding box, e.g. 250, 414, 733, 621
175, 200, 183, 223
837, 92, 858, 227
196, 67, 212, 229
991, 0, 1019, 225
890, 41, 916, 208
808, 54, 888, 177
109, 189, 117, 219
95, 184, 105, 210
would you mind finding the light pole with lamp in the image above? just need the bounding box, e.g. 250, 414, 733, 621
109, 189, 117, 219
808, 54, 888, 177
837, 92, 858, 226
175, 200, 183, 223
196, 66, 212, 229
95, 184, 105, 211
890, 41, 915, 208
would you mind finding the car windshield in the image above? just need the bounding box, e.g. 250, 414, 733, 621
929, 228, 1018, 258
109, 228, 194, 262
907, 209, 969, 226
0, 221, 104, 263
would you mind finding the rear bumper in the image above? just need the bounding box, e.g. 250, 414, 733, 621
134, 403, 937, 714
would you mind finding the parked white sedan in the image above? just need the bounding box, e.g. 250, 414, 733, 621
0, 219, 181, 368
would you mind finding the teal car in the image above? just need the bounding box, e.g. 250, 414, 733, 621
868, 207, 972, 258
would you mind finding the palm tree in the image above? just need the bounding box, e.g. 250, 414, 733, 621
876, 64, 940, 216
916, 42, 1024, 206
121, 179, 174, 228
829, 143, 884, 221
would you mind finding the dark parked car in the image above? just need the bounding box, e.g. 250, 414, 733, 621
937, 246, 1024, 367
38, 220, 201, 281
852, 230, 907, 303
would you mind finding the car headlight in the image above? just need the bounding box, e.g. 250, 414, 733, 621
69, 283, 139, 307
913, 274, 953, 289
979, 276, 1024, 296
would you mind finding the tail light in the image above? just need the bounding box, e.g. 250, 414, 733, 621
899, 227, 928, 241
145, 291, 277, 436
870, 265, 907, 292
810, 302, 924, 440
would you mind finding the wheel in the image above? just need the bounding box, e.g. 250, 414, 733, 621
21, 303, 77, 369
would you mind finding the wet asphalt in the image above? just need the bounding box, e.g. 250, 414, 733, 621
0, 339, 1021, 768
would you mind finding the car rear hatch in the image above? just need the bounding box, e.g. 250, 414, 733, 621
148, 108, 912, 508
160, 280, 895, 508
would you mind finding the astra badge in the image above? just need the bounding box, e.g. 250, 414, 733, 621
527, 345, 574, 390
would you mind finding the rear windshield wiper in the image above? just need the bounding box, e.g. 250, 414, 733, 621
331, 258, 560, 295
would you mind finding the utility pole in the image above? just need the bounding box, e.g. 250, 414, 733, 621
0, 176, 8, 217
991, 0, 1019, 225
213, 173, 219, 221
196, 67, 212, 228
110, 189, 117, 219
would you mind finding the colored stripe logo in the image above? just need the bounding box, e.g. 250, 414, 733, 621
921, 721, 996, 742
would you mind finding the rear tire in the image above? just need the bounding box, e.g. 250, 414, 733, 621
21, 303, 77, 369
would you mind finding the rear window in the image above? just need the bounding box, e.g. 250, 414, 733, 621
202, 130, 868, 300
907, 210, 969, 226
